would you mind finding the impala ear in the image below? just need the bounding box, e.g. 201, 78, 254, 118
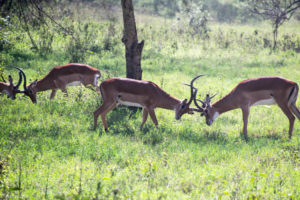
32, 79, 38, 87
8, 75, 13, 85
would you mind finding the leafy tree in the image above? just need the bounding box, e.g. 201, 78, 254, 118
246, 0, 300, 49
0, 0, 75, 54
0, 16, 11, 51
179, 0, 210, 39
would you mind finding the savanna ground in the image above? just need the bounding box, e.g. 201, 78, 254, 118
0, 3, 300, 199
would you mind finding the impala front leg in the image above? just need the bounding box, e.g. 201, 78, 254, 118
148, 108, 158, 127
241, 106, 250, 139
140, 108, 149, 130
50, 89, 57, 99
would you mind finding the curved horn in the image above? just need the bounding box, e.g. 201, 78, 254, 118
192, 88, 206, 110
13, 70, 23, 90
187, 74, 205, 105
190, 87, 204, 112
13, 67, 27, 91
195, 98, 206, 109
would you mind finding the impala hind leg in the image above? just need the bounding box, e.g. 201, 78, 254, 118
241, 106, 250, 139
288, 85, 300, 120
140, 108, 149, 130
100, 103, 117, 132
277, 103, 295, 138
290, 103, 300, 120
93, 101, 116, 131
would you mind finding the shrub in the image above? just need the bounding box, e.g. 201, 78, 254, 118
65, 21, 100, 63
0, 16, 11, 51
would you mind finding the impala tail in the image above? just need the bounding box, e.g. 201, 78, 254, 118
288, 84, 300, 120
99, 82, 104, 99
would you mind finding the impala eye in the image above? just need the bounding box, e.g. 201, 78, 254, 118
205, 109, 208, 114
181, 104, 185, 109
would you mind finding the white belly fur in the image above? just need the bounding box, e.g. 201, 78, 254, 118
252, 98, 276, 106
118, 100, 143, 108
66, 81, 82, 87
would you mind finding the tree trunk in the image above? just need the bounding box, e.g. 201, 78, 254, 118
273, 23, 278, 50
121, 0, 144, 80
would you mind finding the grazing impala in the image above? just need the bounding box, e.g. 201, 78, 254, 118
193, 76, 300, 138
0, 68, 23, 100
18, 63, 101, 103
93, 75, 204, 131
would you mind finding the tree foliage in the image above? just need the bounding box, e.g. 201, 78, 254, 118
246, 0, 300, 49
179, 0, 210, 39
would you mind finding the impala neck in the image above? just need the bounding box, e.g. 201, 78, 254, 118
158, 93, 181, 110
212, 93, 238, 114
34, 78, 52, 92
0, 83, 13, 98
0, 82, 9, 92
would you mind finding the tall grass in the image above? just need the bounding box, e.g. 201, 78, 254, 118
0, 8, 299, 199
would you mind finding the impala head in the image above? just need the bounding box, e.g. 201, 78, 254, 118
17, 68, 37, 103
24, 80, 38, 103
174, 98, 193, 120
1, 68, 23, 100
194, 94, 218, 126
175, 75, 205, 120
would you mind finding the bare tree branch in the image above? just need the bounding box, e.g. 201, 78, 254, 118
247, 0, 300, 49
29, 0, 76, 40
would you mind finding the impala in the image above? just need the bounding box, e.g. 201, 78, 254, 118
93, 75, 204, 131
18, 63, 101, 103
0, 68, 23, 100
193, 76, 300, 138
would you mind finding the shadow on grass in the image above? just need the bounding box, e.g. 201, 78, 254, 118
177, 125, 292, 148
178, 129, 231, 145
92, 106, 169, 146
94, 106, 141, 136
90, 104, 293, 150
245, 132, 284, 141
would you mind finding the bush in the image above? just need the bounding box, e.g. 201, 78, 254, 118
178, 1, 210, 39
0, 16, 11, 51
65, 21, 101, 63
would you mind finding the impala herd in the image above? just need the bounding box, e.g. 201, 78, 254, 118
1, 63, 299, 139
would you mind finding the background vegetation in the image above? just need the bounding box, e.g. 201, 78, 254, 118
0, 0, 299, 199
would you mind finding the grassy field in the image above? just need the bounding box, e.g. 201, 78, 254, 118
0, 10, 300, 199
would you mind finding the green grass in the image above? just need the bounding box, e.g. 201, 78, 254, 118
0, 12, 300, 199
